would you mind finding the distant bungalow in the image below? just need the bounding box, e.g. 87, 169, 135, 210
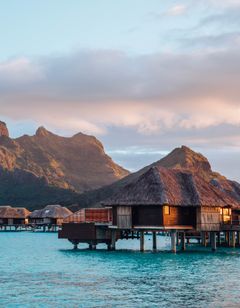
0, 206, 30, 226
59, 166, 240, 252
29, 204, 72, 227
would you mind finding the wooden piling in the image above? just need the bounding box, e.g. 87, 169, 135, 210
140, 232, 144, 252
201, 232, 207, 247
152, 232, 157, 251
231, 231, 236, 248
181, 232, 186, 251
211, 232, 216, 251
226, 231, 231, 247
237, 232, 240, 246
171, 230, 177, 253
217, 232, 221, 246
110, 230, 116, 250
73, 241, 78, 250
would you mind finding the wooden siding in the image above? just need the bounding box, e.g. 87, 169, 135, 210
132, 206, 163, 226
59, 223, 96, 240
232, 210, 240, 224
196, 207, 221, 231
117, 206, 132, 229
163, 206, 196, 227
59, 223, 112, 242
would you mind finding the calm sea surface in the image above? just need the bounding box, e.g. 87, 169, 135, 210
0, 232, 240, 308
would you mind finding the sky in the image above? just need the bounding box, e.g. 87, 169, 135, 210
1, 0, 240, 180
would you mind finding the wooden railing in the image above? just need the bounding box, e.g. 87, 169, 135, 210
221, 220, 240, 231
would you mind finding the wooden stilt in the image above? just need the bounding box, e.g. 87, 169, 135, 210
211, 232, 216, 251
73, 241, 78, 250
181, 232, 186, 251
111, 230, 116, 250
140, 232, 144, 252
201, 232, 207, 247
171, 230, 177, 253
228, 231, 231, 247
152, 232, 157, 251
176, 232, 180, 246
237, 232, 240, 246
217, 232, 221, 246
231, 231, 236, 248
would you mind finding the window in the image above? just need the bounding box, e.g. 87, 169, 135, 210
223, 208, 231, 216
164, 205, 170, 215
222, 207, 231, 223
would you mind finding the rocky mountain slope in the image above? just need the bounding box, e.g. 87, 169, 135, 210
0, 121, 129, 208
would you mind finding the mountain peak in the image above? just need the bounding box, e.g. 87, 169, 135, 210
157, 145, 212, 173
35, 126, 51, 137
0, 121, 9, 137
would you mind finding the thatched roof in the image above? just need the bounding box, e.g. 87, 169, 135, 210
0, 206, 30, 218
29, 204, 72, 219
103, 166, 240, 208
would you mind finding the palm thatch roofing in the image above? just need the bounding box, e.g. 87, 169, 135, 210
29, 204, 72, 219
0, 206, 30, 218
103, 166, 240, 208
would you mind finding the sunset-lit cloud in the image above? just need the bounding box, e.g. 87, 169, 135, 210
1, 47, 240, 138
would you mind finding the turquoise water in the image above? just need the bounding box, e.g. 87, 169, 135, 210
0, 233, 240, 308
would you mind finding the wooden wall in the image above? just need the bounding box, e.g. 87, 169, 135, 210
132, 206, 163, 226
163, 206, 195, 227
232, 210, 240, 224
114, 205, 195, 228
196, 207, 221, 231
59, 223, 96, 240
117, 206, 132, 229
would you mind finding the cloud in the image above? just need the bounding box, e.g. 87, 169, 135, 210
0, 47, 240, 154
165, 5, 187, 16
0, 57, 43, 83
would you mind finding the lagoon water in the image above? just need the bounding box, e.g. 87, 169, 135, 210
0, 232, 240, 308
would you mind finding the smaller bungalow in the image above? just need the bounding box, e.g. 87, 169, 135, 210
0, 206, 30, 225
29, 204, 72, 226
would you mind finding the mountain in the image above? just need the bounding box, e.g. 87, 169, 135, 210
0, 122, 129, 208
73, 145, 240, 210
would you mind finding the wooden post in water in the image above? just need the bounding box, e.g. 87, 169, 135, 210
152, 232, 157, 251
217, 232, 221, 246
110, 230, 116, 251
201, 232, 207, 247
73, 241, 79, 250
231, 231, 236, 248
237, 232, 240, 246
140, 232, 145, 252
171, 230, 177, 253
226, 231, 231, 247
211, 232, 217, 251
181, 232, 186, 251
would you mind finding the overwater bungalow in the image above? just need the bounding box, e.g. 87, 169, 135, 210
0, 206, 30, 226
29, 204, 72, 227
59, 166, 240, 252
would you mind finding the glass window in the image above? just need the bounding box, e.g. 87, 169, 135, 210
164, 205, 170, 215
